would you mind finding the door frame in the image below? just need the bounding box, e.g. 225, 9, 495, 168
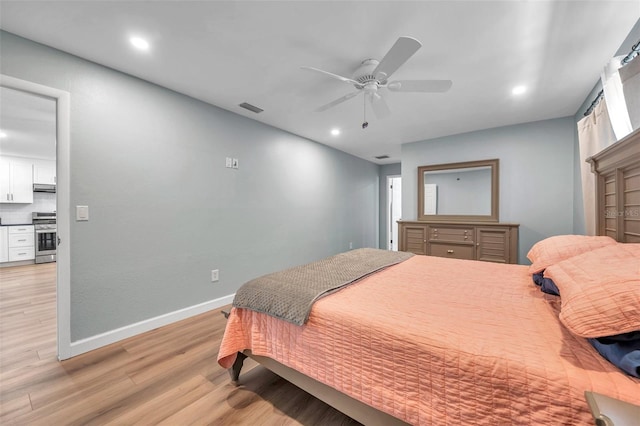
386, 175, 401, 251
1, 75, 72, 359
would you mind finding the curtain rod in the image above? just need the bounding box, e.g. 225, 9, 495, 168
583, 38, 639, 117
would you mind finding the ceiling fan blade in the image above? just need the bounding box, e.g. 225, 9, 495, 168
369, 92, 391, 120
301, 66, 361, 86
372, 36, 422, 82
316, 91, 361, 112
387, 80, 453, 93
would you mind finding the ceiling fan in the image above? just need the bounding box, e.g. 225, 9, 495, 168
301, 36, 452, 127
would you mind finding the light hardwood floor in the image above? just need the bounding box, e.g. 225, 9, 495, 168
0, 263, 360, 425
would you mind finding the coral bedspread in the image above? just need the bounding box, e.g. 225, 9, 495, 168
217, 255, 640, 425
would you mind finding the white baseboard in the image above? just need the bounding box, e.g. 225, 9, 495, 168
67, 293, 235, 358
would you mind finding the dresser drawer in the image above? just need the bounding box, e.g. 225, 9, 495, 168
429, 243, 475, 260
429, 226, 474, 243
8, 225, 34, 235
9, 233, 34, 247
9, 246, 35, 261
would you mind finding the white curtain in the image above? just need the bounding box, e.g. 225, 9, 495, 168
602, 55, 634, 140
620, 54, 640, 132
577, 98, 616, 235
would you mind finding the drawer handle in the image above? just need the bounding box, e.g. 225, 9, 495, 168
447, 249, 454, 254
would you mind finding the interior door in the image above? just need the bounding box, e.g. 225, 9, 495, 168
388, 176, 402, 250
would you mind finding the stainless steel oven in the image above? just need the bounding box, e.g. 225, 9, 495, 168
33, 212, 56, 264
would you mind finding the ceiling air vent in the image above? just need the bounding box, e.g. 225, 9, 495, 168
374, 155, 390, 160
239, 102, 263, 113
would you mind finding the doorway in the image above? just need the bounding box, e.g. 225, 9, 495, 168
387, 176, 402, 251
0, 75, 71, 359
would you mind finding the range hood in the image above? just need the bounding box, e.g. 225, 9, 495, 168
33, 183, 56, 193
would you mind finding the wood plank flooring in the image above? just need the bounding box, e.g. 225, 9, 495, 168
0, 263, 360, 425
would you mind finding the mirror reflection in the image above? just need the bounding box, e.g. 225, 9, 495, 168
418, 159, 499, 222
423, 166, 491, 215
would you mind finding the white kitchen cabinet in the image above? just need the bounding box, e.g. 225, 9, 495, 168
0, 157, 34, 203
7, 225, 35, 262
0, 227, 8, 263
33, 163, 56, 185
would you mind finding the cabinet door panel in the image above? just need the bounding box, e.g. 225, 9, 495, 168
34, 164, 56, 185
402, 225, 428, 255
10, 162, 34, 203
0, 228, 8, 263
476, 228, 509, 263
0, 158, 11, 202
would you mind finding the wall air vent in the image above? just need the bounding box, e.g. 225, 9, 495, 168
239, 102, 264, 113
374, 155, 390, 160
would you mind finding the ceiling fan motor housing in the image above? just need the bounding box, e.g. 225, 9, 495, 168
353, 59, 383, 88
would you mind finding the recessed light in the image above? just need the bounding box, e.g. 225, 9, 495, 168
130, 36, 150, 51
0, 131, 7, 138
512, 85, 527, 96
331, 128, 341, 136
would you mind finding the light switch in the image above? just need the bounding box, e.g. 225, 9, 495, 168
225, 157, 233, 168
76, 205, 89, 221
232, 158, 239, 169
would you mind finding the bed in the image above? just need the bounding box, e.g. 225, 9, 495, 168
217, 129, 640, 425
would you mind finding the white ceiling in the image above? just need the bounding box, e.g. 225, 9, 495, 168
0, 87, 57, 161
0, 1, 638, 164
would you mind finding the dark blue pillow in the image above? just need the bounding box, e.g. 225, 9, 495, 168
588, 338, 640, 378
597, 331, 640, 344
532, 272, 560, 296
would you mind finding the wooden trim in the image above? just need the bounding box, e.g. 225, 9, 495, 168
69, 294, 235, 357
417, 158, 499, 222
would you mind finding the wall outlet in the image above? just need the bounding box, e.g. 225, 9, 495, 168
211, 269, 219, 282
349, 242, 353, 249
225, 157, 233, 168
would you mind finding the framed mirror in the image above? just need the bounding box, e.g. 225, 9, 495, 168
418, 159, 499, 222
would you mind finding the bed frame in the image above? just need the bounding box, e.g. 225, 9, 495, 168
588, 128, 640, 242
225, 128, 640, 425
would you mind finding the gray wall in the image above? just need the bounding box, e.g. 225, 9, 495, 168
378, 163, 401, 249
0, 31, 380, 341
402, 118, 576, 264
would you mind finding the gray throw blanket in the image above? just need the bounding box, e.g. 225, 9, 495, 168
232, 248, 414, 325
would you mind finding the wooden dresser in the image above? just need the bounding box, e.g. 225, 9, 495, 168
398, 221, 519, 264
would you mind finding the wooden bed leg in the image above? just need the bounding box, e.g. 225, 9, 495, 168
229, 351, 248, 385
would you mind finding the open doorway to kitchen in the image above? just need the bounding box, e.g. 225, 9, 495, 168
0, 75, 71, 360
387, 176, 402, 251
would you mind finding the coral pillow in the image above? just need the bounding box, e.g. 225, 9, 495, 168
544, 244, 640, 338
527, 235, 617, 274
